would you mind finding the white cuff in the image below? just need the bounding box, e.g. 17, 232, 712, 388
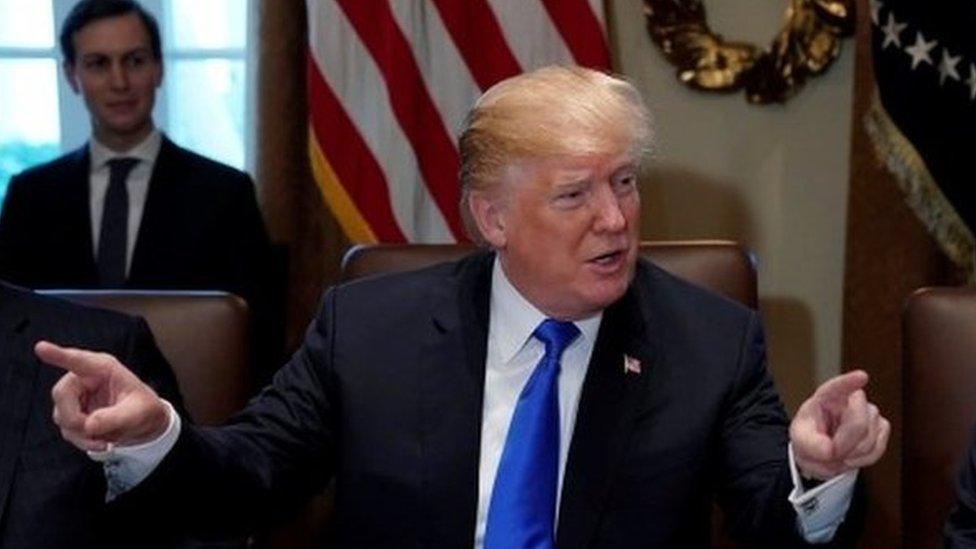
787, 443, 858, 543
87, 399, 182, 501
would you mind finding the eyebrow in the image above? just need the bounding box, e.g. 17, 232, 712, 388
550, 172, 591, 188
612, 163, 639, 174
80, 46, 152, 60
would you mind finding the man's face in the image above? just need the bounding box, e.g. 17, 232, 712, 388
64, 13, 161, 150
473, 151, 642, 320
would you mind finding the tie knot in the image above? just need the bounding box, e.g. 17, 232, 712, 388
107, 157, 139, 177
534, 318, 580, 357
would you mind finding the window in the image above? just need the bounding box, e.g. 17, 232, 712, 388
0, 0, 253, 207
0, 0, 61, 206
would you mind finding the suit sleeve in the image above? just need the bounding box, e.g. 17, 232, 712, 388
946, 427, 976, 547
110, 288, 340, 538
717, 312, 864, 548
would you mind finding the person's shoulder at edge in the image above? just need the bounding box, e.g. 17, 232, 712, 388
5, 280, 156, 360
6, 281, 184, 408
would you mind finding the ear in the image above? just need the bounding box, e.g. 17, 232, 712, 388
468, 190, 507, 249
154, 59, 164, 88
63, 61, 80, 94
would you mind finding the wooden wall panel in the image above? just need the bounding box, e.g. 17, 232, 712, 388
843, 0, 963, 545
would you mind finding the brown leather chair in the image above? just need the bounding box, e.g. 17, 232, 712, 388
903, 287, 976, 548
41, 290, 253, 426
341, 240, 758, 309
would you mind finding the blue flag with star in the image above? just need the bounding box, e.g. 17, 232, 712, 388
867, 0, 975, 272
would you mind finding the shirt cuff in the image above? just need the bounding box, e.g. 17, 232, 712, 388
87, 399, 182, 501
787, 443, 858, 543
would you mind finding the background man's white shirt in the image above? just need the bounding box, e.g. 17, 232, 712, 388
88, 129, 161, 275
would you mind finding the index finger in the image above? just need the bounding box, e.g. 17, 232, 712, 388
35, 341, 111, 379
814, 370, 869, 402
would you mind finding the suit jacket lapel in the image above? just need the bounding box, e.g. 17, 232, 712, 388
418, 252, 493, 546
556, 279, 655, 549
129, 137, 178, 283
68, 146, 98, 282
0, 286, 41, 523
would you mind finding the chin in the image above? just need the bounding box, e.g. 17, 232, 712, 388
110, 122, 150, 137
584, 283, 630, 312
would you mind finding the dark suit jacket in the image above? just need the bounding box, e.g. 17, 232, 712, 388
120, 252, 859, 547
0, 282, 182, 549
946, 427, 976, 547
0, 136, 281, 379
0, 137, 272, 312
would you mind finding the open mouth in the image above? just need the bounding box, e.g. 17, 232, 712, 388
589, 249, 625, 266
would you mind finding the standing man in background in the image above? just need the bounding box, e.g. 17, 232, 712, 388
0, 0, 277, 375
0, 0, 272, 322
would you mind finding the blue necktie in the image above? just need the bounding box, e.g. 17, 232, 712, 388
97, 157, 138, 287
484, 319, 580, 549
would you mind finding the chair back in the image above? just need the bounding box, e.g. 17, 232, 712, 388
903, 287, 976, 547
342, 240, 757, 309
41, 290, 252, 426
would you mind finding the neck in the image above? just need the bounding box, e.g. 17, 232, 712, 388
92, 122, 155, 152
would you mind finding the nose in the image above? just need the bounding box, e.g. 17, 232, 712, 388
108, 61, 129, 90
592, 184, 627, 233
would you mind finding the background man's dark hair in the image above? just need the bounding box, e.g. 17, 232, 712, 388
60, 0, 162, 64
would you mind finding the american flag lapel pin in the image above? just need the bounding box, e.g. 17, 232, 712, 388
623, 354, 642, 375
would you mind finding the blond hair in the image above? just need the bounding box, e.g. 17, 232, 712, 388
458, 65, 653, 240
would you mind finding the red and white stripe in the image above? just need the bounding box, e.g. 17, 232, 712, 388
307, 0, 610, 243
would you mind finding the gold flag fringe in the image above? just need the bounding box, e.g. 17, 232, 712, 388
864, 91, 975, 281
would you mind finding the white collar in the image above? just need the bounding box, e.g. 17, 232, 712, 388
489, 257, 601, 366
89, 129, 162, 171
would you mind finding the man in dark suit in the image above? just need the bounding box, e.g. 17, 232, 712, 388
41, 66, 889, 547
0, 281, 181, 548
0, 0, 272, 324
945, 429, 976, 546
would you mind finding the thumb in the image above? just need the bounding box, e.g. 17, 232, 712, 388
85, 391, 168, 444
792, 419, 835, 462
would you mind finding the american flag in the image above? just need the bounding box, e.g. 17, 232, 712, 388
624, 354, 641, 375
867, 0, 975, 272
306, 1, 611, 244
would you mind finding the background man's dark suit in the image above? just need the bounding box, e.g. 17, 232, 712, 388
117, 252, 860, 547
0, 137, 281, 378
0, 137, 272, 311
0, 282, 181, 548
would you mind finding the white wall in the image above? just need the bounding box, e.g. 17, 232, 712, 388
609, 0, 855, 408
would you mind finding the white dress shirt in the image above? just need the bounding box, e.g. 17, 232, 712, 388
94, 257, 856, 545
474, 259, 601, 546
88, 129, 162, 275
